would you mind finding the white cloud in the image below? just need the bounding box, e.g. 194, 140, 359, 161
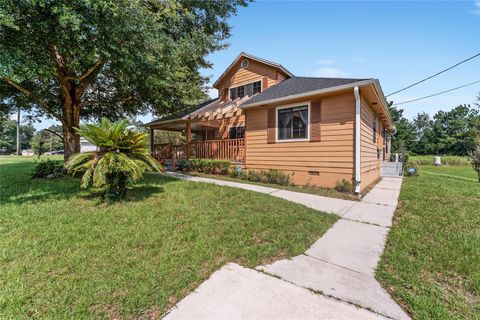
470, 0, 480, 14
317, 59, 335, 65
313, 67, 347, 78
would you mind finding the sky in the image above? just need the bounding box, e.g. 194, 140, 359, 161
22, 0, 480, 129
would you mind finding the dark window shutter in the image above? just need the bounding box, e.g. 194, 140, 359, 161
262, 77, 269, 91
223, 88, 228, 101
267, 107, 276, 144
310, 100, 321, 142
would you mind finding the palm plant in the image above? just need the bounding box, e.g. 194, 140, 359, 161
66, 118, 162, 199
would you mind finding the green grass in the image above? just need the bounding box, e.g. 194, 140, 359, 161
377, 165, 480, 319
409, 155, 471, 166
0, 157, 337, 319
186, 172, 359, 201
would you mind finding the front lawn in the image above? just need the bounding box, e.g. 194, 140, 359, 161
377, 165, 480, 319
0, 157, 337, 319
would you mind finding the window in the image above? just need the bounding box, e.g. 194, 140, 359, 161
229, 81, 262, 100
372, 117, 377, 143
229, 126, 245, 139
277, 105, 309, 141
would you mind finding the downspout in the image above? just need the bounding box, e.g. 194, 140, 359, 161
354, 86, 361, 194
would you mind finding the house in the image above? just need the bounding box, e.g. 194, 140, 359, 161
146, 53, 394, 192
80, 137, 98, 153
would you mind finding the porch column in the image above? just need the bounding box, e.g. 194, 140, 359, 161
186, 121, 191, 158
150, 127, 155, 153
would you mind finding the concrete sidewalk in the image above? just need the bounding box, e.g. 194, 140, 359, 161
163, 173, 408, 320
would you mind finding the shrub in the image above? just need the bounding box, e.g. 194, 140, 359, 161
186, 158, 231, 175
31, 159, 65, 179
65, 118, 162, 200
230, 168, 291, 186
334, 179, 353, 193
176, 159, 189, 171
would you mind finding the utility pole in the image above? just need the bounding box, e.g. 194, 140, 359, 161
16, 108, 21, 155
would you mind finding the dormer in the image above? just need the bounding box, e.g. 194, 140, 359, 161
213, 52, 294, 102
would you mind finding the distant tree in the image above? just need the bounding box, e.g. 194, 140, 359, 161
388, 104, 416, 154
430, 105, 479, 155
31, 126, 64, 156
0, 0, 249, 160
0, 119, 35, 154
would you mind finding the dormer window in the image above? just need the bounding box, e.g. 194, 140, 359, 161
229, 80, 262, 100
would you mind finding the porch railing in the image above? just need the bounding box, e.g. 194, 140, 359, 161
151, 138, 245, 164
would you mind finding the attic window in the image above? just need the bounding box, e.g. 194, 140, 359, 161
241, 59, 249, 69
230, 80, 262, 100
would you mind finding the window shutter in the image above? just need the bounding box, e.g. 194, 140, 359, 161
267, 107, 276, 144
262, 77, 269, 91
223, 88, 228, 101
310, 100, 321, 142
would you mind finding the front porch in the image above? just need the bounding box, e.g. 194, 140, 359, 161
151, 138, 246, 165
148, 97, 248, 166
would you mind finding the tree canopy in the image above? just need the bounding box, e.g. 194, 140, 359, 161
389, 94, 480, 156
0, 0, 249, 159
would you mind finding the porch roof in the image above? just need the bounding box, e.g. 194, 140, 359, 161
145, 95, 249, 129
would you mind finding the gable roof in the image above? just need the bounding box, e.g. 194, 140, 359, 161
242, 77, 370, 107
212, 52, 294, 88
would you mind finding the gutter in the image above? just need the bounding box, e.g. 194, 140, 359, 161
354, 86, 361, 194
241, 79, 375, 109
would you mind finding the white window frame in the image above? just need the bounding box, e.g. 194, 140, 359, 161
275, 101, 311, 143
228, 79, 263, 100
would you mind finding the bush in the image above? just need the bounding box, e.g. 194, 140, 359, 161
334, 179, 353, 193
186, 158, 231, 175
403, 162, 419, 177
230, 168, 291, 186
31, 159, 65, 179
409, 155, 470, 166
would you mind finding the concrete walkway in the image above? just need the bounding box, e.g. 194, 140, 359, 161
163, 173, 409, 320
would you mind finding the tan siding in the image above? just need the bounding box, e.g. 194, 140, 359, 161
245, 92, 355, 188
360, 95, 381, 188
217, 60, 282, 101
218, 114, 245, 139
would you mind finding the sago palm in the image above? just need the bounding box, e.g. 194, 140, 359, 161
66, 118, 162, 199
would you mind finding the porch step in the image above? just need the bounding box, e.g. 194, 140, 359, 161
381, 162, 403, 177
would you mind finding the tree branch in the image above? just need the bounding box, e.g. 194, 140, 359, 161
3, 78, 62, 121
43, 128, 64, 140
63, 58, 104, 83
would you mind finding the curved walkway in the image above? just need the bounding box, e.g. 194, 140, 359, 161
163, 173, 409, 320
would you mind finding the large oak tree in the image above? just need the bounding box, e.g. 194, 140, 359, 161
0, 0, 248, 160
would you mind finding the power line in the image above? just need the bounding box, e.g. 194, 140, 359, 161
386, 52, 480, 97
393, 80, 480, 106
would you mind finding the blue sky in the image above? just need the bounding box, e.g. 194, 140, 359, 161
26, 0, 480, 129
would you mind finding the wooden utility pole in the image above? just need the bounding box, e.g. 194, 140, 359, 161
16, 108, 20, 155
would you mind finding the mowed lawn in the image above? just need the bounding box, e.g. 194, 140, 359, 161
0, 157, 337, 319
377, 165, 480, 319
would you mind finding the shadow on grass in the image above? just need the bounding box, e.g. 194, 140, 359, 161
0, 162, 178, 206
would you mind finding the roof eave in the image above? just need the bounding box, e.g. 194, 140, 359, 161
241, 79, 375, 109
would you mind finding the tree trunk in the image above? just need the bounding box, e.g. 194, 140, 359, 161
61, 84, 82, 162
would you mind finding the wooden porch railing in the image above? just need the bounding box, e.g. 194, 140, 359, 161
151, 138, 245, 164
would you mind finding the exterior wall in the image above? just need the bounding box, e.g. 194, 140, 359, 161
360, 95, 382, 189
245, 92, 355, 188
217, 60, 285, 101
218, 114, 246, 139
